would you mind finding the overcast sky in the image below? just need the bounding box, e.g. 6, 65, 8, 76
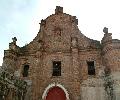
0, 0, 120, 66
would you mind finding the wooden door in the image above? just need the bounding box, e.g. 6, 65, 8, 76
46, 86, 66, 100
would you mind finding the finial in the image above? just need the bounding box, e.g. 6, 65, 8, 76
103, 27, 108, 34
12, 37, 17, 43
9, 37, 17, 50
102, 27, 112, 44
55, 6, 63, 14
71, 16, 78, 25
40, 19, 46, 26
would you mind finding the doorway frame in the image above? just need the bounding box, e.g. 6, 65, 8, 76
42, 82, 70, 100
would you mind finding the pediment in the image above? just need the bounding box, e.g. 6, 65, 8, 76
19, 6, 101, 54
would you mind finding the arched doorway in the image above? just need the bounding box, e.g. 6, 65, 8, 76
46, 86, 66, 100
42, 83, 70, 100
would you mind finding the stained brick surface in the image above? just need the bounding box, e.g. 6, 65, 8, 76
2, 6, 120, 100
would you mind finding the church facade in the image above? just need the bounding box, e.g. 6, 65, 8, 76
2, 6, 120, 100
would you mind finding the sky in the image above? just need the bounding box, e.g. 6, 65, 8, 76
0, 0, 120, 66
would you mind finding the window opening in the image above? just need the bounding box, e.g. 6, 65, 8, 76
52, 61, 61, 76
87, 61, 95, 75
22, 65, 29, 77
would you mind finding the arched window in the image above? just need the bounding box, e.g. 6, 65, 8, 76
22, 65, 29, 77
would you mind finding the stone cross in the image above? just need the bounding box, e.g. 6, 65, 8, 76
12, 37, 17, 44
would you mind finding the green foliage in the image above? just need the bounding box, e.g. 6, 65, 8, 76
102, 70, 115, 100
0, 69, 27, 100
